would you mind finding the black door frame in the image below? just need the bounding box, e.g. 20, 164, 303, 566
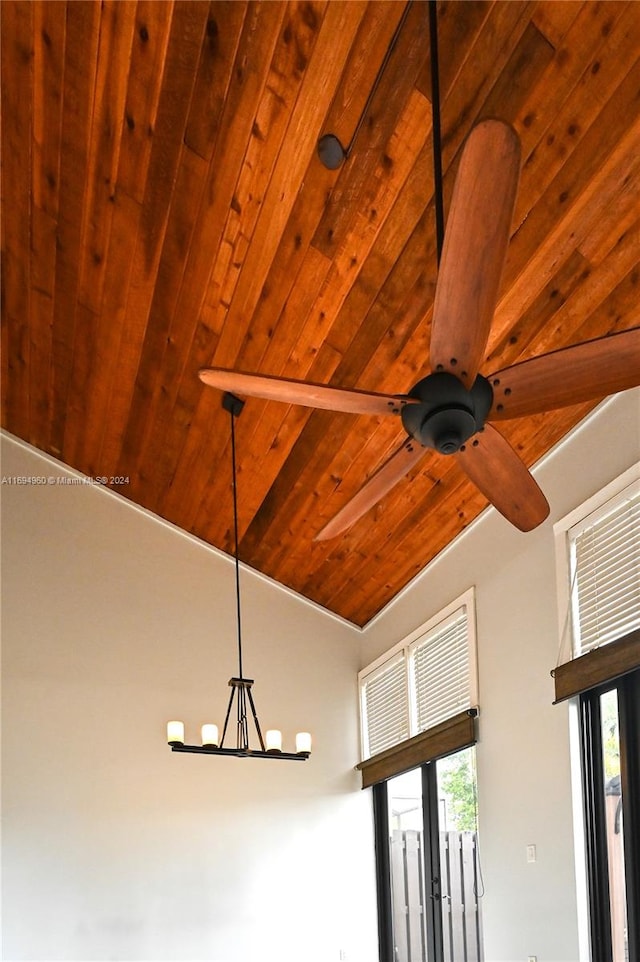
373, 781, 395, 962
579, 668, 640, 962
423, 762, 444, 961
372, 761, 446, 962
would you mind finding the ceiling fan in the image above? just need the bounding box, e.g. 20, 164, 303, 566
199, 119, 640, 540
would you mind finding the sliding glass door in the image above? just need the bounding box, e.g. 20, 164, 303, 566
579, 669, 640, 962
374, 747, 483, 962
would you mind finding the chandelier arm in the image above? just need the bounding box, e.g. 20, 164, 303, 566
236, 685, 243, 750
170, 744, 310, 760
246, 685, 266, 751
219, 684, 237, 749
239, 685, 251, 751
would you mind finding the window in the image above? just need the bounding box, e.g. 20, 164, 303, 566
362, 652, 410, 757
360, 590, 478, 763
555, 466, 640, 663
413, 607, 471, 735
570, 489, 640, 654
374, 748, 483, 962
554, 466, 640, 962
360, 590, 482, 962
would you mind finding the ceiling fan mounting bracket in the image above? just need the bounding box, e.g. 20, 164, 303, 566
222, 392, 245, 417
401, 372, 493, 454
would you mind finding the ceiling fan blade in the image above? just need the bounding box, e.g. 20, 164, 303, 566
488, 327, 640, 420
455, 424, 549, 531
199, 367, 417, 417
430, 119, 521, 387
315, 437, 426, 541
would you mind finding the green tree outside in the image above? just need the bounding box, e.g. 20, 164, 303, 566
439, 748, 478, 832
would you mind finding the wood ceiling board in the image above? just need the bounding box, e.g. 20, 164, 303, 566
498, 66, 640, 343
29, 6, 64, 455
48, 0, 101, 458
484, 248, 591, 374
513, 2, 634, 223
118, 5, 240, 473
328, 405, 583, 624
32, 1, 66, 219
2, 1, 33, 441
28, 209, 56, 453
75, 1, 137, 317
311, 1, 429, 258
319, 466, 483, 622
183, 1, 247, 162
95, 1, 212, 476
436, 1, 536, 150
117, 0, 175, 203
75, 189, 144, 475
529, 0, 585, 49
523, 221, 640, 354
3, 1, 640, 627
417, 1, 493, 104
208, 2, 368, 372
120, 146, 210, 493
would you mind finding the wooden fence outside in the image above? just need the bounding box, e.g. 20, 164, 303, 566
391, 829, 483, 962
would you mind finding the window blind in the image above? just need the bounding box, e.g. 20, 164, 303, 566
571, 487, 640, 657
412, 609, 469, 733
553, 474, 640, 704
361, 653, 409, 757
358, 591, 478, 786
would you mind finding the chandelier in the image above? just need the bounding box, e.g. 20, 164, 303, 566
167, 392, 311, 761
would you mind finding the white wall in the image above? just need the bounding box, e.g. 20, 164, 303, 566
3, 389, 639, 962
1, 435, 377, 962
359, 388, 640, 962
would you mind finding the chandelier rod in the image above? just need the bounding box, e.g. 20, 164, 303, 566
228, 394, 244, 681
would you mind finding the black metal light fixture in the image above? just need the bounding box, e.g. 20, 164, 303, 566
167, 392, 311, 761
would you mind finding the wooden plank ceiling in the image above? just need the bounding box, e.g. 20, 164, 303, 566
2, 0, 639, 626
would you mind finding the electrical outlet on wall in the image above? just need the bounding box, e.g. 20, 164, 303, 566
527, 956, 537, 962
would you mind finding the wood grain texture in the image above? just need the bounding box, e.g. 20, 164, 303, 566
2, 0, 33, 440
430, 119, 521, 385
455, 424, 550, 531
2, 1, 640, 626
553, 628, 640, 703
357, 710, 477, 789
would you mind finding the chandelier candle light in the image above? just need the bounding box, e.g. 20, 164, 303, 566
167, 392, 311, 761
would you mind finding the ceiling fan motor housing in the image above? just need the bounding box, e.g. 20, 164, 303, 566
401, 372, 493, 454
